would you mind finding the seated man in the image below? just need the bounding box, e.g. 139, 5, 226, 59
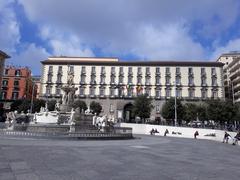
232, 131, 240, 145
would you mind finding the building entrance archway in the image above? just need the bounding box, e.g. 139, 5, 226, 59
123, 103, 135, 123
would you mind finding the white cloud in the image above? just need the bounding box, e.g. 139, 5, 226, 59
211, 39, 240, 59
17, 0, 240, 60
8, 43, 50, 75
0, 0, 20, 53
40, 26, 94, 57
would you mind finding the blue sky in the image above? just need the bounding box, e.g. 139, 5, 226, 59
1, 0, 240, 75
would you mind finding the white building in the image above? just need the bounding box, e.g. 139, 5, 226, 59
41, 57, 224, 122
217, 52, 240, 102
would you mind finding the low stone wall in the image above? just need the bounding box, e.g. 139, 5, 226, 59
120, 123, 238, 143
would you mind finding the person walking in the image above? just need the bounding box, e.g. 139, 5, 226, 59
194, 131, 199, 139
232, 131, 240, 145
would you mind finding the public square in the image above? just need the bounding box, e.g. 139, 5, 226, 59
0, 135, 239, 180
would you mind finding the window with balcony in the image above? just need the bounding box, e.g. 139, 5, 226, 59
91, 66, 96, 74
156, 67, 160, 74
166, 67, 170, 75
155, 89, 161, 98
119, 76, 124, 84
119, 67, 124, 75
110, 88, 115, 97
156, 105, 160, 113
128, 67, 133, 75
188, 89, 195, 98
166, 76, 171, 85
156, 76, 161, 85
14, 80, 19, 87
118, 88, 124, 97
137, 67, 142, 75
146, 77, 151, 85
79, 87, 85, 96
15, 70, 21, 76
128, 76, 133, 84
1, 91, 7, 100
176, 89, 182, 97
166, 89, 171, 98
201, 78, 206, 86
58, 66, 62, 74
101, 67, 105, 74
176, 67, 181, 75
90, 87, 95, 96
137, 76, 142, 84
46, 87, 52, 95
2, 80, 8, 86
146, 67, 150, 75
12, 92, 19, 100
201, 89, 207, 99
100, 88, 105, 96
110, 76, 115, 84
100, 75, 105, 84
189, 77, 194, 86
111, 67, 115, 74
48, 66, 53, 73
4, 69, 8, 75
211, 68, 216, 75
80, 75, 86, 84
57, 75, 62, 83
69, 66, 74, 73
212, 90, 218, 99
145, 88, 151, 97
47, 74, 52, 83
56, 88, 61, 95
212, 77, 217, 86
127, 88, 133, 97
176, 76, 181, 85
81, 66, 86, 74
201, 68, 206, 75
188, 67, 193, 75
90, 75, 96, 84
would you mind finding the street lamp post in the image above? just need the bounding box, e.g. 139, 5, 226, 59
30, 83, 36, 114
174, 82, 177, 126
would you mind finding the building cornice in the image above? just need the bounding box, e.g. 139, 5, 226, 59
41, 59, 224, 67
0, 50, 10, 58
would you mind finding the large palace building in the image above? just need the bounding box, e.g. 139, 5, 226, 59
40, 57, 224, 122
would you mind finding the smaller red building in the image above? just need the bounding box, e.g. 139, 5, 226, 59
1, 66, 37, 108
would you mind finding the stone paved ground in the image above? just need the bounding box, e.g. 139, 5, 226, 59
0, 135, 239, 180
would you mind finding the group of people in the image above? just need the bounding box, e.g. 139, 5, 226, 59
223, 131, 240, 145
150, 129, 169, 136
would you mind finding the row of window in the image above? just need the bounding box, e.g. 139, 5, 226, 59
2, 79, 20, 86
48, 66, 217, 76
46, 86, 218, 99
1, 91, 19, 100
47, 73, 218, 87
4, 69, 21, 76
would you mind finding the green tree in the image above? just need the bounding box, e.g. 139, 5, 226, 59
161, 98, 184, 125
183, 103, 198, 123
197, 103, 208, 122
90, 101, 102, 115
33, 99, 46, 113
47, 100, 56, 111
133, 94, 154, 123
17, 99, 31, 113
71, 100, 87, 112
10, 100, 23, 112
207, 99, 235, 127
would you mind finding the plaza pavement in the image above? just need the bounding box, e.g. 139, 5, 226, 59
0, 135, 239, 180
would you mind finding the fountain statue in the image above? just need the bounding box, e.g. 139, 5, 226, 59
60, 70, 78, 112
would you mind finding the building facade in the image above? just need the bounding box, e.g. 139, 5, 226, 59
0, 50, 10, 91
1, 66, 35, 109
32, 76, 41, 99
41, 57, 224, 122
217, 52, 240, 102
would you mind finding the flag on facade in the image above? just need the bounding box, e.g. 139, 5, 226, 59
136, 85, 142, 92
